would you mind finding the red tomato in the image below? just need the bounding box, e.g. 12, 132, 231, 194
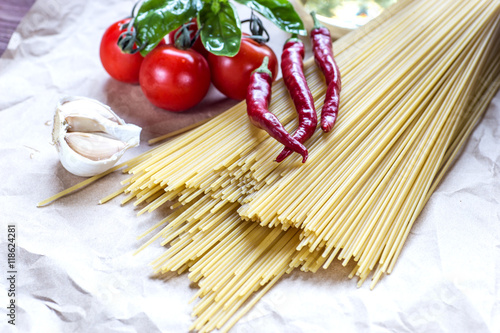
100, 18, 165, 84
99, 19, 143, 84
207, 36, 278, 100
168, 19, 208, 58
139, 45, 211, 112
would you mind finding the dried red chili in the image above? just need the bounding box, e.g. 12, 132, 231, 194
246, 57, 308, 163
311, 11, 342, 132
275, 36, 317, 163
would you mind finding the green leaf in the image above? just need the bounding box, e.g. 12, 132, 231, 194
198, 1, 241, 57
234, 0, 306, 35
135, 0, 202, 56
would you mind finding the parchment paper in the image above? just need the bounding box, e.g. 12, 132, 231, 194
0, 0, 499, 332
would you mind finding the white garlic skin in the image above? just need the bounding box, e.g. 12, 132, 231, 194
52, 96, 141, 177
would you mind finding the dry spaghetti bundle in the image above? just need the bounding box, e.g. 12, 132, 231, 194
92, 0, 500, 331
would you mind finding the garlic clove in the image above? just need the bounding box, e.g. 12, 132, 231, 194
65, 116, 107, 133
56, 134, 127, 177
52, 96, 142, 177
64, 132, 126, 161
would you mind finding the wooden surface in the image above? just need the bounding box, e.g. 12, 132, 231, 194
0, 0, 35, 55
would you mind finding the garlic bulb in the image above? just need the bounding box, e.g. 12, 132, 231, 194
52, 96, 141, 177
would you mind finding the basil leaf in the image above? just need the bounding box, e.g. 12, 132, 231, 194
234, 0, 306, 35
198, 1, 241, 57
135, 0, 202, 56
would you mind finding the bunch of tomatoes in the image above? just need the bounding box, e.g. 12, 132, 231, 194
99, 18, 278, 112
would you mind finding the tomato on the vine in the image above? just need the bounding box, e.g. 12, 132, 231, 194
139, 45, 210, 112
207, 36, 278, 100
100, 18, 165, 84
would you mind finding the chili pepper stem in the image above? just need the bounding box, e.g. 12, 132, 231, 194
286, 34, 300, 44
310, 11, 324, 30
253, 56, 273, 78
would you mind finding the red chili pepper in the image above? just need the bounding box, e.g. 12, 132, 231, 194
275, 36, 317, 163
311, 11, 342, 132
246, 57, 308, 163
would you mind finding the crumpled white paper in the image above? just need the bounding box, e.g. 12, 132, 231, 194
0, 0, 499, 332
